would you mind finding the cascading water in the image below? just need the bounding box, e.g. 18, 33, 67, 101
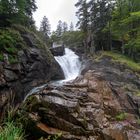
24, 47, 81, 100
55, 48, 81, 82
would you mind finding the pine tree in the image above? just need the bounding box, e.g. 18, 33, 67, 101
0, 0, 37, 27
62, 22, 68, 33
111, 0, 140, 58
69, 22, 74, 31
40, 16, 51, 39
75, 0, 90, 33
56, 20, 63, 37
89, 0, 114, 51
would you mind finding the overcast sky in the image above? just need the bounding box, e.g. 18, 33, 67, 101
33, 0, 78, 31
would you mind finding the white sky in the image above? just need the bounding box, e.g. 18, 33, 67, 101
33, 0, 78, 31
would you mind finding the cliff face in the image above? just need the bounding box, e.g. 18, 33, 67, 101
0, 26, 64, 114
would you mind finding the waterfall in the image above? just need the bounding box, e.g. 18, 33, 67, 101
55, 48, 81, 82
24, 48, 81, 100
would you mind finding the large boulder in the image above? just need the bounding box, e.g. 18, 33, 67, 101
50, 45, 65, 56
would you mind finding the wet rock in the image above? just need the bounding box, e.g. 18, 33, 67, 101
4, 69, 18, 82
50, 45, 65, 56
20, 70, 139, 139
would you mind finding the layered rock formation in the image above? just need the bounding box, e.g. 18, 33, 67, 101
22, 69, 140, 140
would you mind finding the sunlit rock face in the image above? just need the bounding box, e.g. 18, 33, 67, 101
22, 70, 140, 140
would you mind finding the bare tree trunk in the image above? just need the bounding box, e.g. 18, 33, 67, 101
109, 21, 112, 51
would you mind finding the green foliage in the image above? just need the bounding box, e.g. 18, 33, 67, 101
111, 0, 140, 58
9, 55, 18, 64
0, 103, 25, 140
5, 47, 18, 54
136, 91, 140, 97
96, 51, 140, 72
61, 31, 85, 47
56, 20, 63, 37
116, 112, 127, 121
0, 0, 37, 27
75, 0, 89, 33
50, 30, 84, 49
40, 16, 51, 38
0, 121, 25, 140
38, 134, 62, 140
124, 37, 140, 51
46, 133, 62, 140
0, 28, 25, 63
137, 118, 140, 125
0, 29, 24, 50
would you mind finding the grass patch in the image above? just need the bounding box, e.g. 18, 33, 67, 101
96, 51, 140, 73
0, 28, 25, 50
39, 133, 62, 140
0, 104, 25, 140
137, 119, 140, 125
0, 121, 25, 140
136, 91, 140, 97
116, 112, 127, 121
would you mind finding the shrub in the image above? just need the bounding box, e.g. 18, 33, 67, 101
5, 47, 18, 54
9, 55, 18, 64
116, 112, 127, 121
0, 29, 25, 51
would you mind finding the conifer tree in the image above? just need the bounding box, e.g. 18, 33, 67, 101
69, 22, 74, 31
40, 16, 51, 38
56, 20, 63, 37
62, 22, 68, 33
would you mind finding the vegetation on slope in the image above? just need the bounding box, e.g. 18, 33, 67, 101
95, 51, 140, 73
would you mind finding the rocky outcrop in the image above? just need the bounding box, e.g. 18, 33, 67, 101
82, 55, 140, 116
0, 28, 64, 118
22, 70, 140, 140
50, 45, 65, 56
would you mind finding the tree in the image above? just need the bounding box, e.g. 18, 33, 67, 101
0, 0, 37, 27
75, 0, 90, 33
89, 0, 114, 51
75, 0, 90, 53
24, 0, 37, 26
111, 0, 140, 58
40, 16, 51, 39
69, 22, 74, 31
62, 22, 68, 33
56, 20, 63, 37
25, 0, 37, 18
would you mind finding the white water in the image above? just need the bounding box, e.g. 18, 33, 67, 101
24, 48, 81, 100
55, 48, 81, 82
